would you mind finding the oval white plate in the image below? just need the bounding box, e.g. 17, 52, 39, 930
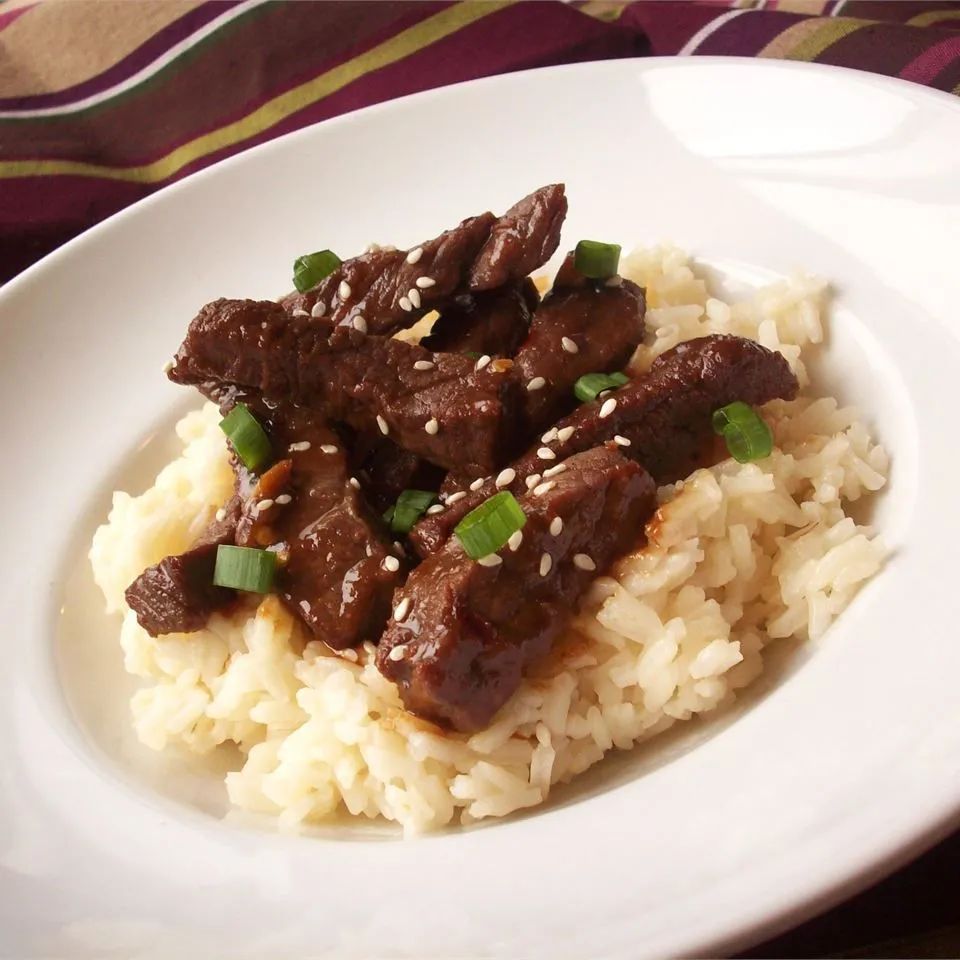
2, 58, 959, 960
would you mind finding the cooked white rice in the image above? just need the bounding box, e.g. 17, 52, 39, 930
89, 246, 889, 834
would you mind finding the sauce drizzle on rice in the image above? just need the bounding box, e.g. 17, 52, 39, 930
90, 244, 888, 834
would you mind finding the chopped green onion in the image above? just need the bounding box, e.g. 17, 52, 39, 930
712, 401, 773, 463
219, 403, 272, 472
387, 489, 436, 534
213, 545, 277, 593
574, 239, 622, 279
293, 249, 342, 293
454, 491, 527, 560
574, 371, 629, 403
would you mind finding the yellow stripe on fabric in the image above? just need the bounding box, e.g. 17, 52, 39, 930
578, 2, 627, 22
0, 1, 201, 98
759, 16, 870, 61
909, 10, 960, 27
0, 1, 513, 184
774, 0, 830, 13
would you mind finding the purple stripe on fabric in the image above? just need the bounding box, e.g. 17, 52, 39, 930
693, 10, 808, 56
0, 3, 36, 33
0, 1, 248, 110
899, 34, 960, 84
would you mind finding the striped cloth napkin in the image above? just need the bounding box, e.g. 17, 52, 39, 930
1, 0, 958, 283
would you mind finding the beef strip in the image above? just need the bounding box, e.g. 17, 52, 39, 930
419, 278, 538, 357
410, 334, 799, 556
168, 298, 520, 475
512, 257, 646, 431
352, 434, 445, 514
281, 184, 566, 336
376, 446, 657, 731
468, 183, 568, 292
124, 498, 241, 637
226, 395, 403, 649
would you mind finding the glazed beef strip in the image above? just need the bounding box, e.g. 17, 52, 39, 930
282, 184, 566, 336
411, 334, 799, 556
168, 298, 520, 475
352, 434, 445, 514
125, 498, 242, 637
512, 255, 646, 431
419, 278, 538, 357
376, 447, 657, 732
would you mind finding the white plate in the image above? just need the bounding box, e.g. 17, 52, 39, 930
2, 58, 959, 960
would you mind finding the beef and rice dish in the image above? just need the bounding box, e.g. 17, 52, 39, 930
91, 186, 888, 831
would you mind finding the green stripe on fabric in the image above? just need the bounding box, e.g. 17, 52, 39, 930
0, 0, 513, 183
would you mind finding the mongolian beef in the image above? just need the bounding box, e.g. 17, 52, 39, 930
124, 185, 801, 734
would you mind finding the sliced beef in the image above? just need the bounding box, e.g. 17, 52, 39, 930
168, 298, 520, 475
124, 498, 241, 637
419, 278, 538, 358
513, 259, 646, 430
468, 184, 568, 292
411, 334, 799, 556
376, 447, 656, 731
282, 184, 566, 336
227, 397, 403, 649
353, 434, 445, 514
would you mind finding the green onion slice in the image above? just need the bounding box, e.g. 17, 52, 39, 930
219, 403, 273, 472
454, 491, 527, 560
213, 545, 277, 593
712, 401, 773, 463
574, 371, 629, 404
573, 240, 622, 280
293, 249, 342, 293
387, 489, 436, 534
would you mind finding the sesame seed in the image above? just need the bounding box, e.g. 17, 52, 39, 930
414, 360, 435, 371
407, 288, 422, 309
353, 315, 367, 333
561, 336, 579, 354
376, 415, 389, 436
614, 435, 631, 447
366, 243, 381, 254
311, 301, 326, 318
394, 541, 405, 554
273, 494, 292, 507
557, 426, 575, 442
527, 376, 546, 392
388, 644, 407, 661
381, 245, 398, 252
525, 474, 542, 490
289, 441, 311, 452
162, 359, 175, 374
507, 530, 523, 552
383, 556, 401, 573
320, 444, 338, 454
573, 553, 596, 571
549, 516, 563, 536
406, 246, 423, 265
539, 553, 553, 577
393, 598, 410, 621
600, 398, 618, 418
256, 498, 274, 511
541, 427, 558, 444
415, 276, 436, 289
349, 477, 361, 490
426, 503, 445, 515
338, 280, 352, 300
470, 477, 486, 492
533, 481, 556, 497
292, 308, 310, 317
475, 354, 491, 371
445, 491, 466, 505
215, 508, 227, 522
543, 464, 568, 478
261, 322, 268, 329
605, 275, 623, 288
340, 648, 359, 662
425, 418, 439, 435
399, 296, 413, 312
537, 447, 557, 461
495, 468, 516, 488
477, 554, 502, 567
